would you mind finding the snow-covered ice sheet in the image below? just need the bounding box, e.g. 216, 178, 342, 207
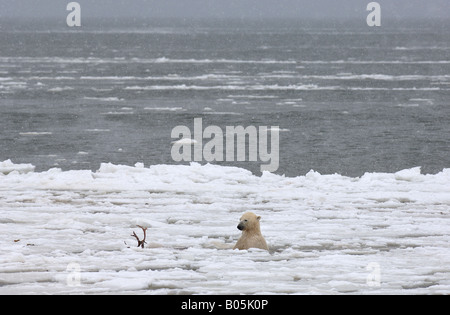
0, 161, 449, 294
0, 159, 35, 175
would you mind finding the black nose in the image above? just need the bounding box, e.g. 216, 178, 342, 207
237, 223, 244, 230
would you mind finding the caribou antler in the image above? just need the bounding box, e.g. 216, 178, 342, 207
131, 225, 147, 248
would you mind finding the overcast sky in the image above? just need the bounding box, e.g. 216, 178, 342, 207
0, 0, 449, 20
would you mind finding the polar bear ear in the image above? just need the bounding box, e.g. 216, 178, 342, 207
257, 216, 261, 221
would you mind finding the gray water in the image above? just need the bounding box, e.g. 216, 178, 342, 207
0, 18, 449, 176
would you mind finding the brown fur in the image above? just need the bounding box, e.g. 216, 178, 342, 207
233, 212, 269, 251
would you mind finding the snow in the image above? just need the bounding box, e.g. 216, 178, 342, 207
0, 160, 449, 294
0, 159, 35, 175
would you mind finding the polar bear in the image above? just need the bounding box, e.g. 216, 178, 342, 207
233, 212, 269, 251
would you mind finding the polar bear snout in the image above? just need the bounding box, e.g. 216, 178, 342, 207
237, 218, 249, 231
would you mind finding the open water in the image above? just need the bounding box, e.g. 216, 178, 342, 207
1, 18, 449, 176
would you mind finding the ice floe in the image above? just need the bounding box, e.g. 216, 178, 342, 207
0, 161, 449, 294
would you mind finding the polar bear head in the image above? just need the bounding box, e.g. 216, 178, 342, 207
237, 212, 262, 232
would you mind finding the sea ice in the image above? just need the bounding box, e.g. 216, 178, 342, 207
0, 159, 35, 175
0, 160, 449, 294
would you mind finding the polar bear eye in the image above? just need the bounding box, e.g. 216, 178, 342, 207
244, 219, 248, 222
